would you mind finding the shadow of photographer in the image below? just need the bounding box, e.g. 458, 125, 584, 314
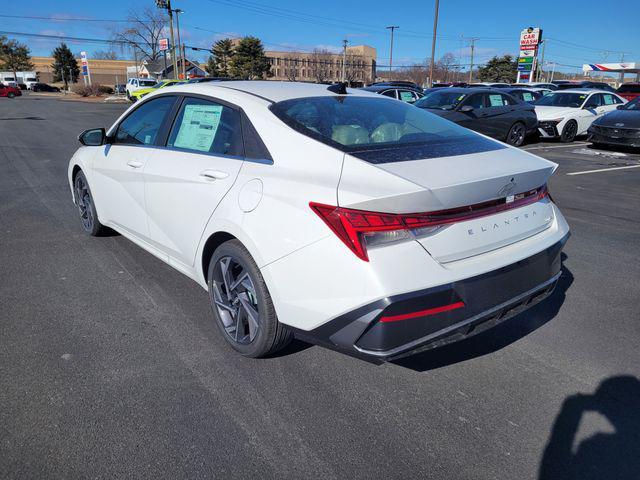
539, 375, 640, 480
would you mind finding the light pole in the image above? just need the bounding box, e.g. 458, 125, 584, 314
386, 26, 399, 74
468, 37, 479, 83
428, 0, 439, 87
156, 0, 178, 79
341, 38, 348, 83
173, 8, 185, 79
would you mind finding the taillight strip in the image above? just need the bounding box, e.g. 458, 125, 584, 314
380, 301, 466, 323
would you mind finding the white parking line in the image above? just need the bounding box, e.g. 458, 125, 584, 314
523, 142, 590, 151
566, 165, 640, 176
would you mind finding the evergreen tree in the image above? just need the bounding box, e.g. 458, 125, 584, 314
229, 37, 271, 80
206, 38, 235, 77
51, 43, 80, 89
477, 55, 518, 83
0, 36, 34, 83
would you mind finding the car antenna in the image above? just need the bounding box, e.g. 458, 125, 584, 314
327, 82, 348, 94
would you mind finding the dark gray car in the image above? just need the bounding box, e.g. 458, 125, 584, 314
414, 87, 538, 146
588, 97, 640, 148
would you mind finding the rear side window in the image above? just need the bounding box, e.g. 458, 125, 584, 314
167, 97, 243, 156
398, 90, 417, 103
114, 96, 176, 145
270, 96, 503, 163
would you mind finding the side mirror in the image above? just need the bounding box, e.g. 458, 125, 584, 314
617, 105, 625, 110
78, 128, 106, 146
459, 105, 474, 113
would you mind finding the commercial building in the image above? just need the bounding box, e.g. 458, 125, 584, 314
265, 45, 377, 86
31, 57, 133, 86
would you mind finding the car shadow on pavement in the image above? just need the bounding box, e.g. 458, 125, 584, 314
538, 375, 640, 480
392, 255, 573, 372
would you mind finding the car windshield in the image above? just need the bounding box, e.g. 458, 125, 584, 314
622, 98, 640, 110
618, 84, 640, 93
535, 92, 587, 108
414, 91, 467, 110
270, 96, 503, 163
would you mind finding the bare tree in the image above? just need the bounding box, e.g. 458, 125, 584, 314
112, 7, 167, 62
310, 48, 332, 83
284, 58, 299, 81
436, 52, 457, 83
93, 50, 119, 60
343, 53, 366, 84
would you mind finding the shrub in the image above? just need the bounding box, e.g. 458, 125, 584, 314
72, 83, 110, 97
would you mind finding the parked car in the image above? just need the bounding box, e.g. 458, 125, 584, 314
114, 84, 127, 94
588, 97, 640, 149
0, 82, 22, 98
414, 87, 537, 146
368, 81, 424, 93
503, 88, 544, 104
361, 84, 424, 103
616, 83, 640, 102
555, 81, 616, 92
125, 78, 158, 99
432, 82, 468, 88
68, 81, 569, 360
187, 77, 233, 84
31, 83, 61, 93
129, 79, 184, 102
468, 82, 511, 88
534, 89, 627, 142
511, 82, 558, 91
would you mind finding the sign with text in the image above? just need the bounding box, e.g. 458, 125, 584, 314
516, 27, 542, 84
520, 27, 542, 48
80, 51, 90, 77
159, 38, 169, 52
520, 49, 536, 58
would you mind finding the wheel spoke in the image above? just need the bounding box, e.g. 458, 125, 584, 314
229, 269, 249, 292
238, 293, 259, 341
219, 257, 233, 301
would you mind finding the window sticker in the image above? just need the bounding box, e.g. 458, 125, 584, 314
488, 94, 504, 107
523, 92, 534, 101
399, 91, 414, 102
173, 104, 223, 152
603, 94, 614, 105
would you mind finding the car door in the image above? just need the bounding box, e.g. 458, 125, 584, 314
90, 95, 177, 241
455, 93, 493, 135
601, 93, 621, 114
143, 96, 246, 269
578, 93, 603, 133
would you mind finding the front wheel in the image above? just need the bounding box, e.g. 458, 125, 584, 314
506, 122, 526, 147
7, 92, 15, 98
74, 171, 106, 236
560, 120, 578, 143
208, 240, 293, 358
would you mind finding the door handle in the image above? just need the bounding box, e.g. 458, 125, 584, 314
199, 169, 229, 181
127, 160, 143, 169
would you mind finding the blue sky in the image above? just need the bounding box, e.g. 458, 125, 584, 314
1, 0, 638, 74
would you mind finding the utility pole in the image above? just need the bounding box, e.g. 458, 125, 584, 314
550, 62, 556, 83
428, 0, 439, 87
156, 0, 178, 79
468, 37, 479, 83
619, 53, 625, 85
341, 38, 348, 83
537, 39, 546, 82
174, 8, 185, 79
386, 26, 399, 73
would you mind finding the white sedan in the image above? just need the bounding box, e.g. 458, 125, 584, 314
68, 81, 570, 360
535, 89, 627, 142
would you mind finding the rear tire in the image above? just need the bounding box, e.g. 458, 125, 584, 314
208, 240, 293, 358
73, 171, 107, 236
560, 120, 578, 143
506, 122, 526, 147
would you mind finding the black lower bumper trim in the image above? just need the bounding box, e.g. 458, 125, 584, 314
295, 233, 569, 360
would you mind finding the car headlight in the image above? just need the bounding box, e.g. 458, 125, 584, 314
543, 118, 564, 125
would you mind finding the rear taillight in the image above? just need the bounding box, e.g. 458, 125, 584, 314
310, 184, 548, 261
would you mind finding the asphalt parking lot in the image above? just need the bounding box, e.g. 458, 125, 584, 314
1, 95, 639, 479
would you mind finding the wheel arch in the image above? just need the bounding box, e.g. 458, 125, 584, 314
201, 231, 237, 284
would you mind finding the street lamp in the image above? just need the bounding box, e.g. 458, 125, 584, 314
386, 26, 399, 74
156, 0, 178, 79
173, 8, 185, 79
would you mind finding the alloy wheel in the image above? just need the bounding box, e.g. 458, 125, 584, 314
211, 256, 261, 345
74, 175, 94, 231
507, 123, 525, 146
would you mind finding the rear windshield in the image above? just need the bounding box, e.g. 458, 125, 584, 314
618, 84, 640, 93
535, 92, 587, 108
270, 96, 503, 163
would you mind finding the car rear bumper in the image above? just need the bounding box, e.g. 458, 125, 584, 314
295, 233, 569, 361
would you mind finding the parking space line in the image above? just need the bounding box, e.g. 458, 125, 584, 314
523, 142, 590, 151
566, 165, 640, 176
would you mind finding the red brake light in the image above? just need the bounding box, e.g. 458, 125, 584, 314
310, 184, 548, 261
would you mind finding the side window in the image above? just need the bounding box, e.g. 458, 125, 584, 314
167, 97, 243, 156
381, 90, 398, 99
464, 94, 485, 109
114, 96, 176, 145
612, 95, 624, 104
584, 94, 601, 108
488, 93, 509, 107
521, 92, 535, 102
602, 94, 615, 105
398, 90, 417, 103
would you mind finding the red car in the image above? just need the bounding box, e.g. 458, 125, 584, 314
616, 83, 640, 102
0, 82, 22, 98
